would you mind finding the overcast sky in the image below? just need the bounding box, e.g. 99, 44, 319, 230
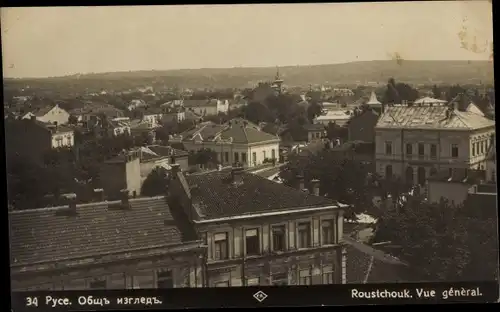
1, 2, 493, 78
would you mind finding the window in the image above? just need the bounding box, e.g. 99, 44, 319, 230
418, 143, 425, 158
246, 277, 260, 286
321, 220, 334, 245
214, 232, 229, 260
252, 152, 257, 164
480, 141, 485, 154
224, 152, 229, 163
385, 141, 392, 155
156, 270, 174, 288
271, 225, 286, 252
472, 143, 476, 157
299, 269, 311, 285
406, 143, 413, 156
271, 272, 288, 286
234, 152, 239, 163
89, 279, 107, 289
297, 222, 311, 249
245, 229, 260, 256
271, 149, 276, 159
492, 170, 496, 182
214, 281, 229, 287
242, 153, 247, 163
431, 144, 437, 158
385, 165, 393, 179
322, 265, 334, 284
451, 144, 459, 158
262, 150, 266, 160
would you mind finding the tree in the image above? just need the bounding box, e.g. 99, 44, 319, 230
372, 195, 499, 281
383, 78, 419, 104
141, 167, 168, 197
306, 100, 323, 122
188, 148, 219, 168
242, 101, 275, 124
68, 115, 79, 125
280, 150, 377, 219
325, 122, 348, 143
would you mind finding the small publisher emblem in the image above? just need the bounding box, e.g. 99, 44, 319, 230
253, 291, 268, 303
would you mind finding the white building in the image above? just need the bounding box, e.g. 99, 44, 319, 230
22, 104, 70, 125
375, 94, 495, 186
171, 118, 280, 167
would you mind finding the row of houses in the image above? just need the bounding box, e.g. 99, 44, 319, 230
10, 164, 410, 291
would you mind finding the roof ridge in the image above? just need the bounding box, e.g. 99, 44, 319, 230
8, 196, 167, 214
451, 110, 471, 129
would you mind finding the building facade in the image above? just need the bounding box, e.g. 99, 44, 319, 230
9, 195, 205, 290
168, 165, 347, 287
375, 97, 495, 185
183, 99, 229, 116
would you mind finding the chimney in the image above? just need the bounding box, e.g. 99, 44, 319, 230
311, 179, 320, 196
30, 115, 36, 121
120, 189, 130, 207
296, 174, 305, 191
93, 188, 105, 202
67, 193, 77, 213
231, 164, 245, 184
171, 163, 180, 176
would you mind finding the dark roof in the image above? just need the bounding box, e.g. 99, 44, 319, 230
9, 196, 196, 267
136, 106, 164, 115
304, 123, 326, 132
428, 168, 486, 184
30, 105, 54, 117
344, 236, 410, 283
184, 170, 337, 219
298, 141, 326, 157
183, 99, 219, 108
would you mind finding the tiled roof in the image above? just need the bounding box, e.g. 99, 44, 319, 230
344, 236, 410, 283
183, 99, 219, 108
183, 170, 337, 219
428, 168, 485, 184
377, 105, 495, 130
178, 118, 279, 144
9, 196, 195, 266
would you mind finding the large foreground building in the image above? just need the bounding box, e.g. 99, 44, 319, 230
10, 166, 409, 290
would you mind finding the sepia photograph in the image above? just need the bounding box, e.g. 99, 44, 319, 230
2, 1, 498, 306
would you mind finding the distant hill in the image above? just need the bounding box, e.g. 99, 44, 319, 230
4, 60, 494, 90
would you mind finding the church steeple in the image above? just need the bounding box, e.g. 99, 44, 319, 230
272, 66, 284, 94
